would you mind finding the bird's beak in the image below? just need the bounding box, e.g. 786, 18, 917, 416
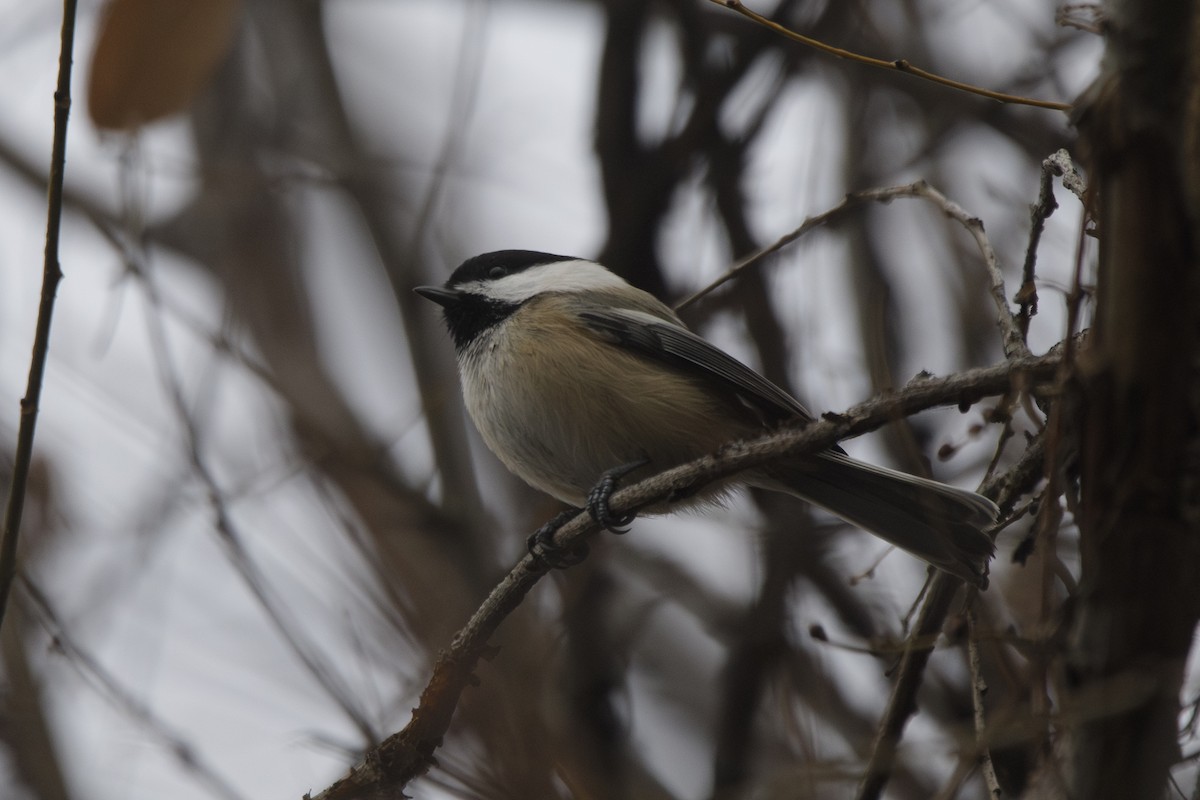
414, 285, 460, 308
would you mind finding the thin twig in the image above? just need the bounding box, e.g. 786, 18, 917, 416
1012, 206, 1090, 567
676, 190, 874, 312
309, 352, 1063, 800
987, 154, 1085, 488
711, 0, 1071, 111
1045, 149, 1087, 201
1019, 150, 1087, 341
1018, 161, 1059, 339
968, 608, 1004, 797
904, 181, 1033, 361
901, 573, 933, 638
982, 408, 1019, 485
679, 181, 1032, 363
856, 571, 964, 800
0, 0, 78, 632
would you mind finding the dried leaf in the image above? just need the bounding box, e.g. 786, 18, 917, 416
88, 0, 241, 130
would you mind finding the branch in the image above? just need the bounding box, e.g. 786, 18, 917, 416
710, 0, 1072, 111
0, 0, 78, 632
1018, 149, 1088, 340
308, 350, 1063, 800
675, 188, 872, 312
901, 181, 1032, 361
968, 609, 1004, 798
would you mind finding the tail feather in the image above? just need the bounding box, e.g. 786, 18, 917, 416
758, 452, 998, 587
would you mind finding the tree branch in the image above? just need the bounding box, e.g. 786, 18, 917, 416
1018, 149, 1087, 341
711, 0, 1072, 111
0, 0, 78, 632
710, 0, 1070, 112
1066, 0, 1200, 794
968, 609, 1004, 798
309, 350, 1063, 800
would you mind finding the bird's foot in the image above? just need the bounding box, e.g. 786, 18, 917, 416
527, 508, 589, 568
526, 459, 649, 569
586, 458, 649, 533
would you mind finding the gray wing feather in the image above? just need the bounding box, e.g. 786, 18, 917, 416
577, 307, 815, 423
577, 303, 997, 585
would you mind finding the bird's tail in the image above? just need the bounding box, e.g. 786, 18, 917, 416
756, 452, 998, 587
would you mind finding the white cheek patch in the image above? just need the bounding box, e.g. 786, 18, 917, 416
460, 260, 630, 303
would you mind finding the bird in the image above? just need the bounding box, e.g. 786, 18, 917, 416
415, 250, 997, 586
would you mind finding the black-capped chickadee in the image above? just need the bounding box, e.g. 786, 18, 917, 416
416, 251, 997, 586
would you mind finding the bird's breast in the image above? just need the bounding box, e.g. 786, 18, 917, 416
459, 305, 745, 506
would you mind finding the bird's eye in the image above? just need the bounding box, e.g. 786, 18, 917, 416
488, 266, 506, 279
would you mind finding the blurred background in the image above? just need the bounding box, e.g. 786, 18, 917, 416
0, 1, 1107, 798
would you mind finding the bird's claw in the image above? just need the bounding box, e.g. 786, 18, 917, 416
586, 458, 649, 533
526, 459, 648, 568
527, 508, 590, 568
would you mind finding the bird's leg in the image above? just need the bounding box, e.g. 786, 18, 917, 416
586, 458, 649, 533
527, 508, 589, 568
526, 458, 649, 569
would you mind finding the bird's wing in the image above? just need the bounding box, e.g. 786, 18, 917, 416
577, 306, 816, 424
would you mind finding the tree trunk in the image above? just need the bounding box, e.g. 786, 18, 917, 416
1069, 1, 1200, 796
